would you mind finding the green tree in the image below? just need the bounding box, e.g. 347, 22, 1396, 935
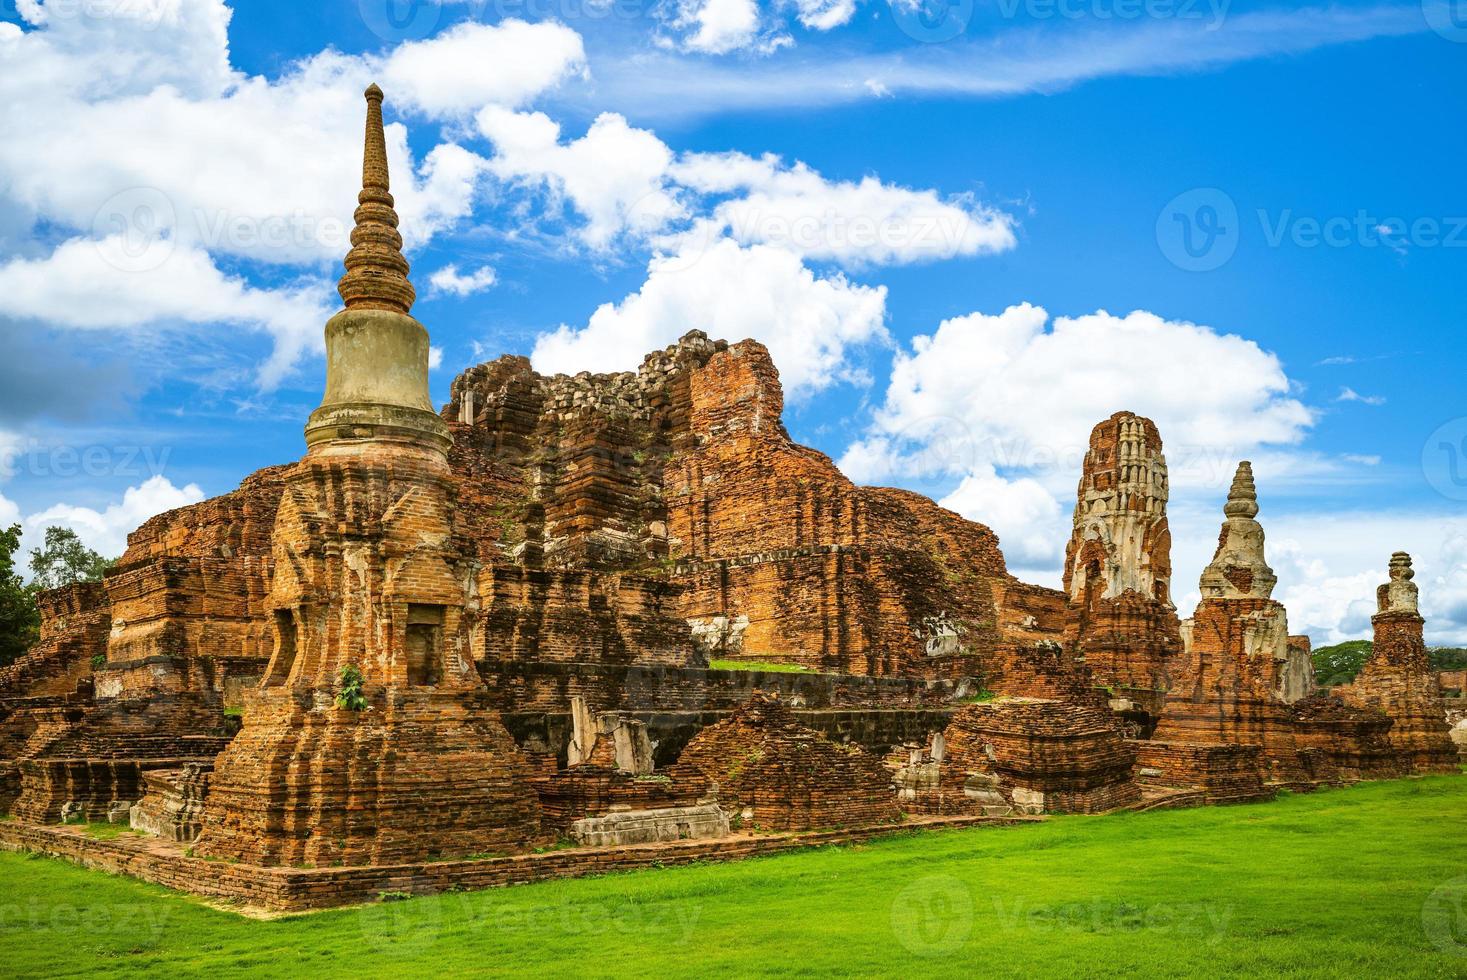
1429, 648, 1467, 671
1311, 639, 1373, 687
28, 526, 115, 592
0, 524, 40, 668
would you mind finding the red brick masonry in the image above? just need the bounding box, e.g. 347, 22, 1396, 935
0, 813, 1031, 914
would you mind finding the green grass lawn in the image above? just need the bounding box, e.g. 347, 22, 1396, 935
708, 658, 813, 673
3, 775, 1467, 978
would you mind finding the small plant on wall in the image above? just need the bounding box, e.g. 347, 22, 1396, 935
335, 664, 368, 711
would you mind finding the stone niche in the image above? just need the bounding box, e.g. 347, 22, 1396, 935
678, 691, 901, 831
536, 696, 725, 845
129, 763, 212, 842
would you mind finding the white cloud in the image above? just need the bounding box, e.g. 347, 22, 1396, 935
842, 304, 1313, 488
25, 475, 205, 559
582, 4, 1430, 121
939, 466, 1062, 570
428, 346, 444, 371
0, 6, 583, 383
1337, 386, 1386, 406
669, 153, 1016, 268
0, 237, 334, 388
477, 108, 685, 250
532, 238, 888, 399
794, 0, 859, 30
0, 492, 19, 530
429, 264, 498, 297
380, 20, 586, 118
664, 0, 768, 54
840, 303, 1324, 603
1263, 513, 1467, 647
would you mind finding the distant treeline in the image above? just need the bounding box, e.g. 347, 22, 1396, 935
1312, 640, 1467, 688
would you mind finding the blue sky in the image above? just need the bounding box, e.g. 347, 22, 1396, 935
0, 0, 1463, 642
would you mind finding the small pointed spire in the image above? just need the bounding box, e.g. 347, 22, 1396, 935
1223, 460, 1259, 519
338, 83, 415, 315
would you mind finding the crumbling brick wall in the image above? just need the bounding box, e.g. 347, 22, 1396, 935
678, 692, 900, 830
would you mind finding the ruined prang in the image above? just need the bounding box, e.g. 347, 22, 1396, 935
1062, 411, 1182, 733
1141, 463, 1300, 794
1335, 552, 1458, 774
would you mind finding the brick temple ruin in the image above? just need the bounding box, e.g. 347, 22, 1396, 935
0, 87, 1457, 911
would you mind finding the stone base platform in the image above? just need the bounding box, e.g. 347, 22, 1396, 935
0, 812, 1035, 914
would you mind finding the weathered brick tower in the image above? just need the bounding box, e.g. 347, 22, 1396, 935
1145, 462, 1302, 788
1062, 411, 1182, 732
194, 86, 541, 866
1337, 552, 1458, 774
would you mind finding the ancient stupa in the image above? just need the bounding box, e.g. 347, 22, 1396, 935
194, 86, 542, 866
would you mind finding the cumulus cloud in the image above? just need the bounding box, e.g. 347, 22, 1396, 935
429, 264, 498, 297
668, 152, 1016, 268
842, 304, 1313, 488
380, 20, 586, 118
663, 0, 769, 55
1262, 513, 1467, 646
0, 5, 580, 384
794, 0, 859, 30
25, 475, 205, 559
939, 466, 1063, 571
656, 0, 858, 54
477, 108, 685, 250
0, 237, 333, 389
531, 238, 888, 398
839, 303, 1321, 598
